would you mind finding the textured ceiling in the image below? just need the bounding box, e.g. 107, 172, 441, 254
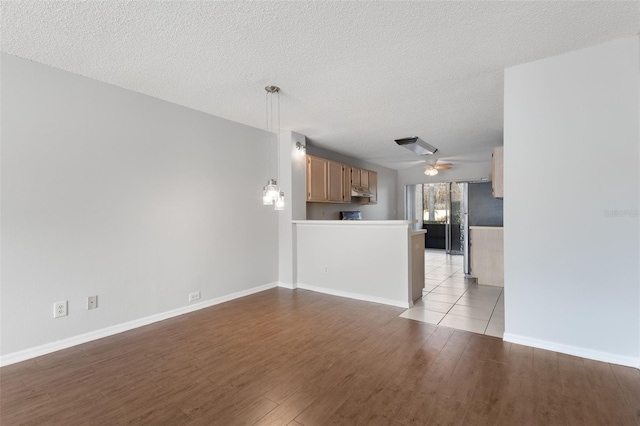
2, 1, 639, 169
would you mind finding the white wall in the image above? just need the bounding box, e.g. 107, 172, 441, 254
305, 145, 398, 220
503, 36, 640, 367
295, 221, 412, 307
0, 54, 279, 359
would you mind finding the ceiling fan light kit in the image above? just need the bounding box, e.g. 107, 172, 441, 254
424, 161, 454, 176
424, 166, 439, 176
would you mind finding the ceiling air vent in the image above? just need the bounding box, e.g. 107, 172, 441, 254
394, 136, 438, 156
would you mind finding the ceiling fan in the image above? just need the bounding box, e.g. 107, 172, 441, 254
424, 160, 453, 176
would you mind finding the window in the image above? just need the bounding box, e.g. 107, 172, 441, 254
423, 183, 448, 223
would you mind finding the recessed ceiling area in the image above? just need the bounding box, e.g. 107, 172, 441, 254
2, 1, 639, 170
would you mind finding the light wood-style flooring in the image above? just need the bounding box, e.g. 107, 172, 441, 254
1, 288, 639, 425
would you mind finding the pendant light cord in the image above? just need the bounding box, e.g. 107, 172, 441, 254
271, 91, 275, 182
277, 89, 280, 185
264, 88, 280, 185
265, 91, 270, 182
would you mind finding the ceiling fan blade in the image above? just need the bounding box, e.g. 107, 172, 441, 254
436, 163, 453, 170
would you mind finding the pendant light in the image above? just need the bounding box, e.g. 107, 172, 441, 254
262, 85, 284, 210
263, 179, 279, 205
274, 192, 285, 210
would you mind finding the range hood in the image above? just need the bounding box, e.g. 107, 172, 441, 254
394, 136, 438, 156
352, 186, 374, 197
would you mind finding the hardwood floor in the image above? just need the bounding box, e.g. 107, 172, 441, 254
1, 288, 639, 425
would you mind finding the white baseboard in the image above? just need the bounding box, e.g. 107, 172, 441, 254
503, 332, 640, 369
277, 282, 297, 290
296, 283, 410, 309
0, 282, 278, 367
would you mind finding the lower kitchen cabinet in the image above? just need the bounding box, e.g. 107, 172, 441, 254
470, 226, 504, 287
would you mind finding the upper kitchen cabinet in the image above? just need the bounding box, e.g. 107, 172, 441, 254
306, 155, 328, 202
343, 165, 352, 202
306, 154, 378, 205
360, 169, 369, 188
492, 147, 504, 198
351, 167, 361, 186
368, 171, 378, 204
327, 160, 347, 203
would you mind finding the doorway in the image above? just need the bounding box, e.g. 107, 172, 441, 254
407, 182, 469, 272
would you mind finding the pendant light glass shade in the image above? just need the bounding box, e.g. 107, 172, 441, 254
265, 179, 279, 201
262, 186, 273, 205
274, 192, 285, 210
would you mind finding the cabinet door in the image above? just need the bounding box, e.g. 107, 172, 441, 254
361, 169, 369, 188
343, 165, 352, 202
351, 167, 361, 186
492, 147, 504, 198
306, 155, 328, 202
327, 161, 345, 203
368, 171, 377, 204
470, 228, 504, 286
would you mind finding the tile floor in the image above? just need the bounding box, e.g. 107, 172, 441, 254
400, 249, 505, 337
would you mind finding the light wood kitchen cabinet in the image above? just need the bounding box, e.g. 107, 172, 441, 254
368, 171, 378, 204
351, 167, 361, 186
360, 169, 369, 188
343, 165, 352, 201
327, 161, 346, 203
306, 155, 328, 202
305, 155, 379, 205
470, 226, 503, 287
411, 231, 426, 302
492, 147, 504, 198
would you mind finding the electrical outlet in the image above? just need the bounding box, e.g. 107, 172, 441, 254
53, 301, 68, 318
324, 266, 329, 273
188, 291, 201, 302
87, 295, 98, 310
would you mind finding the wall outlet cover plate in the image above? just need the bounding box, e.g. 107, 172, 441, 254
88, 296, 98, 310
54, 301, 68, 318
